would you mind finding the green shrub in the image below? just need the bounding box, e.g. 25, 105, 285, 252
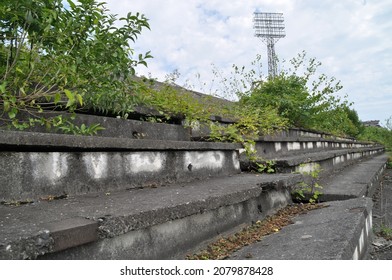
1, 0, 151, 131
358, 125, 392, 151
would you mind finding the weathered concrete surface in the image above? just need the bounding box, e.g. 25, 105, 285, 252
0, 150, 241, 201
0, 111, 191, 141
0, 130, 240, 151
192, 125, 359, 142
273, 147, 384, 171
241, 147, 385, 174
0, 173, 302, 259
229, 155, 388, 260
319, 154, 388, 201
0, 130, 242, 200
42, 218, 98, 253
229, 197, 373, 260
255, 137, 375, 158
260, 127, 357, 141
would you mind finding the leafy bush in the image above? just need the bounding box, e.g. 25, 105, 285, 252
231, 51, 362, 137
358, 125, 392, 151
0, 0, 151, 131
240, 74, 311, 127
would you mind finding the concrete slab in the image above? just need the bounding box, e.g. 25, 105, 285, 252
320, 154, 388, 201
0, 149, 241, 201
42, 217, 98, 252
255, 137, 376, 158
0, 111, 191, 141
272, 148, 384, 168
0, 173, 302, 259
0, 130, 241, 152
229, 197, 373, 260
0, 130, 243, 201
241, 147, 385, 174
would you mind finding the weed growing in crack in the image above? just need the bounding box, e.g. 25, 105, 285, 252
376, 224, 392, 240
292, 163, 323, 203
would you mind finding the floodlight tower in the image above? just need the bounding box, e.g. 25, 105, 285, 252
253, 12, 286, 78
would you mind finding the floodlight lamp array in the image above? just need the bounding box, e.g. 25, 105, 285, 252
253, 12, 285, 39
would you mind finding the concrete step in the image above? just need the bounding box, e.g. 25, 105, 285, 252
0, 130, 241, 201
0, 127, 387, 261
192, 125, 358, 143
242, 146, 385, 174
319, 154, 388, 201
226, 154, 389, 260
0, 172, 302, 260
229, 197, 373, 260
0, 112, 191, 141
254, 136, 377, 158
267, 127, 356, 140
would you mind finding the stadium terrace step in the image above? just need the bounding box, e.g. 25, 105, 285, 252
191, 124, 360, 141
0, 173, 302, 260
241, 146, 385, 174
226, 153, 389, 260
319, 154, 388, 201
263, 127, 356, 141
229, 197, 373, 260
0, 124, 388, 261
0, 112, 191, 141
254, 137, 376, 158
273, 147, 384, 174
0, 130, 241, 201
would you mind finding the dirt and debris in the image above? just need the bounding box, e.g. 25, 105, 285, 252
186, 203, 327, 260
1, 194, 68, 207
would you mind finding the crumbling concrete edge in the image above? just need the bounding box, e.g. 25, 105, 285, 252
0, 174, 303, 260
0, 130, 241, 151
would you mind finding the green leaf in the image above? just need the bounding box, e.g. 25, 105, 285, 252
0, 82, 6, 93
64, 89, 75, 108
15, 67, 24, 74
4, 101, 10, 112
64, 89, 73, 100
8, 108, 18, 119
54, 93, 62, 104
76, 94, 83, 106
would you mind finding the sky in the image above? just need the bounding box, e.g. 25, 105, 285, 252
103, 0, 391, 125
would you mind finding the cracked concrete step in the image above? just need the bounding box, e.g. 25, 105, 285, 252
0, 112, 192, 141
241, 147, 385, 174
228, 155, 388, 260
192, 125, 359, 142
0, 130, 242, 201
254, 136, 377, 158
0, 172, 302, 260
229, 197, 373, 260
319, 154, 389, 201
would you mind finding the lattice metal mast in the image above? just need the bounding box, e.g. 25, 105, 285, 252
253, 12, 286, 78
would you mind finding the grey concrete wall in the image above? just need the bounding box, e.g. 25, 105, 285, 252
228, 198, 373, 260
265, 127, 356, 141
273, 148, 385, 174
0, 111, 191, 141
256, 140, 377, 158
39, 186, 292, 260
0, 130, 242, 201
0, 149, 241, 201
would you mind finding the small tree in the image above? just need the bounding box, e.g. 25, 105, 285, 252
0, 0, 152, 131
236, 51, 358, 136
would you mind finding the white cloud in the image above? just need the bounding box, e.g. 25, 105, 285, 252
104, 0, 391, 123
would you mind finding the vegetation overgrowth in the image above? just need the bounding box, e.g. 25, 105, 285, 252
1, 0, 151, 133
1, 0, 391, 153
357, 117, 392, 152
